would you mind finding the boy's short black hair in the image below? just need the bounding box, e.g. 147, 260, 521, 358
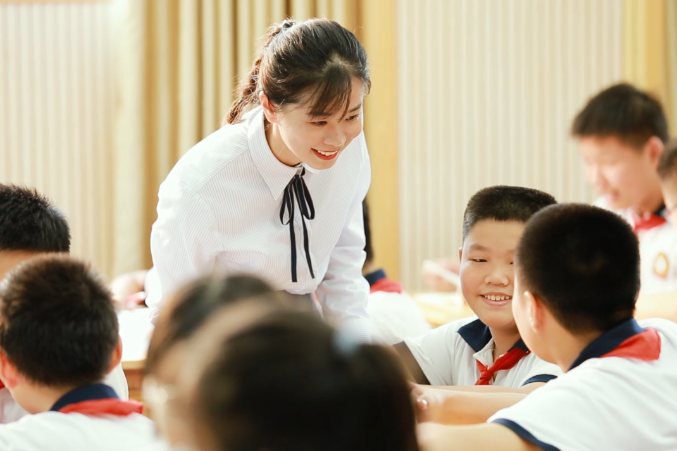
571, 83, 669, 148
0, 255, 118, 387
193, 310, 419, 451
658, 138, 677, 181
363, 200, 374, 265
516, 204, 639, 334
0, 184, 70, 253
462, 186, 557, 240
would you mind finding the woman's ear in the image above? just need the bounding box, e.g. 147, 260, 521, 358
259, 92, 279, 124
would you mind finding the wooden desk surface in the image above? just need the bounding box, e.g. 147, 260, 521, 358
413, 292, 475, 328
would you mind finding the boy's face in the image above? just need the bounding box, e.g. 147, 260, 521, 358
661, 176, 677, 224
579, 136, 660, 210
459, 220, 524, 331
0, 251, 38, 281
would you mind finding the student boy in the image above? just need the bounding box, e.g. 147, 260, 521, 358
422, 204, 677, 451
0, 255, 162, 450
571, 83, 677, 293
0, 184, 128, 422
395, 187, 561, 423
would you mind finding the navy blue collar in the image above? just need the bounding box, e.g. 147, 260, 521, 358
50, 383, 118, 412
364, 269, 387, 287
457, 318, 529, 353
568, 318, 644, 371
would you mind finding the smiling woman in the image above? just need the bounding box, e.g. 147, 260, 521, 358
147, 18, 373, 342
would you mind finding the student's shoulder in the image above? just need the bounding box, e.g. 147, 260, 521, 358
0, 411, 157, 446
639, 317, 677, 343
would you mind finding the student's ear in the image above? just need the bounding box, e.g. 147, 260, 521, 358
645, 136, 665, 168
458, 247, 463, 263
259, 92, 279, 124
106, 337, 123, 375
0, 350, 21, 389
523, 291, 546, 332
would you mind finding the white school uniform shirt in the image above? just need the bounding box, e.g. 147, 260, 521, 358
489, 318, 677, 451
595, 197, 677, 293
147, 107, 371, 341
0, 384, 161, 451
0, 363, 128, 424
365, 269, 431, 346
404, 317, 561, 387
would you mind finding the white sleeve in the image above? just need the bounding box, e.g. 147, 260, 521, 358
147, 182, 220, 319
314, 141, 371, 343
403, 320, 467, 386
104, 363, 129, 400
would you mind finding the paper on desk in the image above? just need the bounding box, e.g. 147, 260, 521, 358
118, 308, 154, 362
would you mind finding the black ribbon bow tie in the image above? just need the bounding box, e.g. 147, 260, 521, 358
280, 168, 315, 282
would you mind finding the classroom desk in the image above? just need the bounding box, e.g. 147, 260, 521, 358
413, 292, 475, 328
119, 308, 153, 402
118, 290, 677, 402
118, 293, 474, 400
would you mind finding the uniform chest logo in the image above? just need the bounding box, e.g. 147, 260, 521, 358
653, 252, 669, 278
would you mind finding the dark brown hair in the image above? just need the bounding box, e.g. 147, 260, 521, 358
517, 204, 639, 333
191, 310, 419, 451
226, 18, 370, 124
0, 255, 118, 387
571, 83, 669, 148
145, 275, 276, 375
462, 186, 557, 240
0, 184, 70, 253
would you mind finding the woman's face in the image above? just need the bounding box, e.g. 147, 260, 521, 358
263, 78, 365, 170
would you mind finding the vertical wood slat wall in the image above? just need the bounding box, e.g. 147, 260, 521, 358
397, 0, 623, 290
0, 2, 114, 276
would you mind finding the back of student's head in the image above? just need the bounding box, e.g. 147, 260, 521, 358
658, 138, 677, 181
462, 186, 557, 240
0, 255, 117, 387
146, 275, 276, 376
0, 184, 70, 253
517, 204, 639, 333
571, 83, 669, 147
189, 310, 419, 451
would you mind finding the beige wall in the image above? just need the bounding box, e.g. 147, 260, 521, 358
0, 2, 117, 276
396, 0, 623, 289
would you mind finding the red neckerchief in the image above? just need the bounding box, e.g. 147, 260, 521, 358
601, 328, 661, 361
632, 205, 667, 233
475, 348, 531, 385
58, 398, 144, 416
369, 277, 404, 294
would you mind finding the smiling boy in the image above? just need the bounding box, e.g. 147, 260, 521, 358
394, 187, 561, 424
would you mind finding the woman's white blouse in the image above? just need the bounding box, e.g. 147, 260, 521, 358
146, 107, 372, 341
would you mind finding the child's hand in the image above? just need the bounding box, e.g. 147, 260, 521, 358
411, 383, 451, 424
